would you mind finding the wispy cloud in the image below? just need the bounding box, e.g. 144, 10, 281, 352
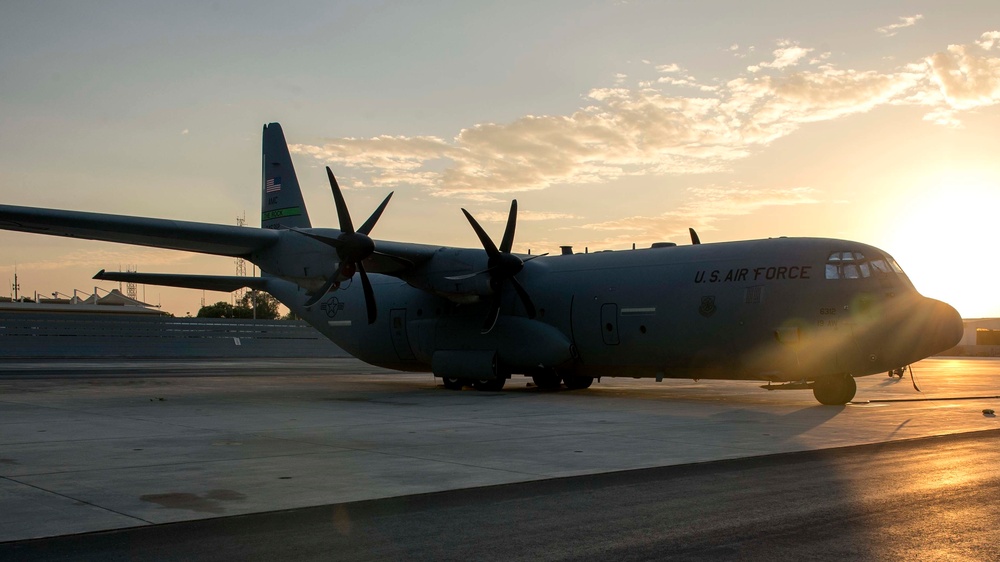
582, 185, 820, 240
747, 40, 813, 72
12, 248, 194, 273
292, 32, 1000, 200
474, 210, 579, 223
876, 14, 924, 37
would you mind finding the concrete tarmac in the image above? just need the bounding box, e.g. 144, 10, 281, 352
1, 357, 998, 551
4, 430, 999, 561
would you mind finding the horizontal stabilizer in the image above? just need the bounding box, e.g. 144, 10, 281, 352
94, 270, 270, 293
0, 205, 279, 257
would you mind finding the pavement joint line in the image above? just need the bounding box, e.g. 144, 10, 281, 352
0, 475, 153, 525
3, 448, 364, 478
358, 447, 555, 478
860, 395, 1000, 403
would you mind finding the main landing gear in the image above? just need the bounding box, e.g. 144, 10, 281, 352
473, 377, 506, 391
440, 373, 594, 392
812, 374, 857, 406
528, 368, 594, 390
439, 376, 507, 391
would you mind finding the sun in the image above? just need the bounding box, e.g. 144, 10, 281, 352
880, 170, 1000, 318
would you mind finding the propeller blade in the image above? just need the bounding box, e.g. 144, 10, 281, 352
369, 250, 415, 269
689, 228, 701, 245
358, 263, 377, 324
327, 167, 355, 235
290, 228, 345, 249
445, 265, 501, 281
482, 293, 502, 334
358, 192, 393, 236
461, 208, 500, 257
304, 274, 340, 307
499, 200, 517, 254
509, 276, 536, 319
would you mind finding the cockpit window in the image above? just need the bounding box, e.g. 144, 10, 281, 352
825, 249, 913, 289
887, 257, 905, 274
825, 250, 875, 280
870, 259, 891, 274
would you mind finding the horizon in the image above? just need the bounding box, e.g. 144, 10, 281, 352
1, 2, 998, 318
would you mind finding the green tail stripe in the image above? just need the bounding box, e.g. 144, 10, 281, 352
262, 207, 303, 221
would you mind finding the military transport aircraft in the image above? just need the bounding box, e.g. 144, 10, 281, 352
0, 123, 963, 405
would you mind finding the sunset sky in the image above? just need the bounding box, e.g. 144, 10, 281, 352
1, 1, 998, 318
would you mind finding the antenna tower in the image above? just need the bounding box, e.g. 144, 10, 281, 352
234, 212, 247, 301
125, 264, 138, 301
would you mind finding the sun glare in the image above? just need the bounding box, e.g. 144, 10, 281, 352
881, 171, 1000, 318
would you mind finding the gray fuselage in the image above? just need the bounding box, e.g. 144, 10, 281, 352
273, 236, 962, 384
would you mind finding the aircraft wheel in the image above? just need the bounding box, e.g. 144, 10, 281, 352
441, 377, 465, 390
812, 374, 857, 405
531, 372, 562, 390
562, 375, 594, 390
473, 377, 506, 391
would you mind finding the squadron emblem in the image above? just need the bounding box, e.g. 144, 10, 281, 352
699, 296, 717, 318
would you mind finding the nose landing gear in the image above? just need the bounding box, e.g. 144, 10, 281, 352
812, 374, 857, 405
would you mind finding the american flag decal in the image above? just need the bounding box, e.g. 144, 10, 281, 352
265, 177, 282, 193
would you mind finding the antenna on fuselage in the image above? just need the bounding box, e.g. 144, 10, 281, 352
689, 228, 701, 245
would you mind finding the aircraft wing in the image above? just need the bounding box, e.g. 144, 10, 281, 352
94, 270, 271, 292
363, 240, 441, 275
0, 205, 279, 257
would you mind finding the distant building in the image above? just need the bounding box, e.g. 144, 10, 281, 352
0, 289, 168, 316
942, 318, 1000, 357
959, 318, 1000, 345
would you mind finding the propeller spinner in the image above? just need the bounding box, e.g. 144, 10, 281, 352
449, 200, 545, 333
298, 167, 392, 323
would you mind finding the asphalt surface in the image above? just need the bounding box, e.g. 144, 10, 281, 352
3, 429, 999, 561
2, 357, 999, 559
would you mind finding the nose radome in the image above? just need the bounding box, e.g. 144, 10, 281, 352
926, 299, 964, 353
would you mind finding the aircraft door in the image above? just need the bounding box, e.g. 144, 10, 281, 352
601, 303, 620, 345
389, 308, 416, 361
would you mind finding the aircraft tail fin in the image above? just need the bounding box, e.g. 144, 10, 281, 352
261, 123, 311, 229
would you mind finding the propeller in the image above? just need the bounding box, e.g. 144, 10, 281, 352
448, 200, 545, 333
298, 167, 392, 323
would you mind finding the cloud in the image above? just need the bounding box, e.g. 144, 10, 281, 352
582, 185, 820, 241
876, 14, 924, 37
474, 210, 579, 223
292, 32, 1000, 198
747, 40, 813, 72
14, 248, 194, 273
976, 30, 1000, 51
923, 38, 1000, 114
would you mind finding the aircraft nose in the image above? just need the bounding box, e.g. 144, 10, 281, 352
920, 298, 964, 354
